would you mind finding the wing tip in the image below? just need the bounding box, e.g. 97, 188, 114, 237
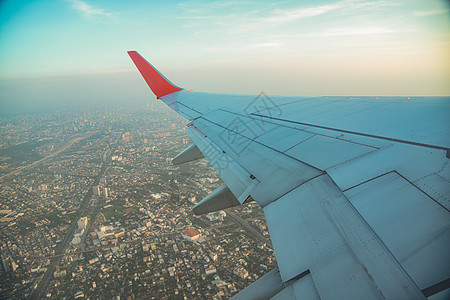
127, 50, 183, 98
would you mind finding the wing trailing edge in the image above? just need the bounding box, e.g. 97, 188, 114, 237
127, 51, 183, 98
231, 267, 284, 300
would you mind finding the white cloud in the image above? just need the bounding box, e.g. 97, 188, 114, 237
68, 0, 112, 17
178, 0, 398, 33
301, 27, 395, 37
413, 9, 449, 17
264, 0, 399, 24
179, 1, 254, 10
176, 0, 404, 53
207, 42, 285, 52
267, 3, 344, 24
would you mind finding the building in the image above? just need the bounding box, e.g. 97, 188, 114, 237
206, 211, 226, 221
205, 267, 217, 275
54, 269, 67, 278
96, 226, 115, 240
89, 257, 99, 264
77, 217, 88, 230
103, 187, 109, 197
95, 225, 124, 240
93, 186, 100, 196
71, 236, 81, 245
181, 229, 200, 242
114, 228, 125, 238
234, 267, 249, 279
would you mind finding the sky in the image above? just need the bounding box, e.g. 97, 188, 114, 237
0, 0, 449, 114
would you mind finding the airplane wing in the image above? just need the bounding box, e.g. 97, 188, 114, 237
128, 51, 450, 299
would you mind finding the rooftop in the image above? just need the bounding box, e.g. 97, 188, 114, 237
181, 229, 199, 238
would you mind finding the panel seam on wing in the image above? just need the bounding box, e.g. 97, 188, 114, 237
218, 108, 381, 149
261, 173, 325, 208
197, 116, 323, 172
251, 113, 450, 151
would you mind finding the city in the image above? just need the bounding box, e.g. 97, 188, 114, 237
0, 100, 276, 299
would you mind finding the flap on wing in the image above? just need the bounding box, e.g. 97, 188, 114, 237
190, 117, 322, 207
231, 268, 283, 300
345, 171, 450, 290
186, 124, 260, 204
271, 272, 320, 300
264, 174, 424, 299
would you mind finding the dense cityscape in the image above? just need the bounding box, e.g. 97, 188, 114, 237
0, 100, 276, 299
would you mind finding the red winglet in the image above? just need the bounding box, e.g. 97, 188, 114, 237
127, 51, 183, 98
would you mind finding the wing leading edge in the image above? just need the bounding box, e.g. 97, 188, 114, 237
128, 51, 450, 299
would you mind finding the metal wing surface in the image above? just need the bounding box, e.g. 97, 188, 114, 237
128, 51, 450, 299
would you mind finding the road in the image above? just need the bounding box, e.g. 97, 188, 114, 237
29, 132, 124, 299
29, 153, 106, 299
225, 210, 273, 249
0, 133, 94, 182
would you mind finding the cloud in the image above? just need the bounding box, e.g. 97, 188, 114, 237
178, 0, 255, 13
178, 0, 398, 33
300, 27, 395, 37
207, 42, 285, 52
264, 0, 399, 24
68, 0, 112, 17
413, 9, 449, 17
267, 3, 344, 24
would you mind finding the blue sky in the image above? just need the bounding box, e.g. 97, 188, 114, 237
0, 0, 449, 113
